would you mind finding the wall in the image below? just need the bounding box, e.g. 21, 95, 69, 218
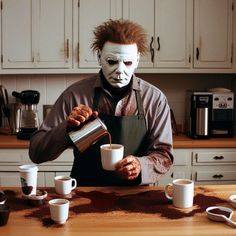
0, 73, 235, 133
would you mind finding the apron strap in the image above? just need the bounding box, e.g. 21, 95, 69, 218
93, 88, 101, 111
135, 89, 144, 118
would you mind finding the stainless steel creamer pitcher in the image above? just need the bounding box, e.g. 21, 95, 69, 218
68, 117, 108, 153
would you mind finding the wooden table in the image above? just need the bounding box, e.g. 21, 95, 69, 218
0, 185, 236, 236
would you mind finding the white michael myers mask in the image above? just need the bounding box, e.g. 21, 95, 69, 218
98, 42, 140, 88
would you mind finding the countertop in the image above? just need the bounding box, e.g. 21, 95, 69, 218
1, 134, 236, 149
0, 185, 236, 236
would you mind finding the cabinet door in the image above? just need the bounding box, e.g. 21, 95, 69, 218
78, 0, 122, 68
1, 0, 72, 69
155, 0, 192, 68
2, 0, 35, 68
194, 0, 233, 68
123, 0, 192, 68
122, 0, 155, 68
35, 0, 73, 68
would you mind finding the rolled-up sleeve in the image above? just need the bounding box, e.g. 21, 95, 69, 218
138, 83, 173, 185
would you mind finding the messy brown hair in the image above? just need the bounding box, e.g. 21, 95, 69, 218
91, 19, 148, 56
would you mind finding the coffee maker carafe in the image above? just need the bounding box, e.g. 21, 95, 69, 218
186, 92, 212, 139
12, 90, 40, 140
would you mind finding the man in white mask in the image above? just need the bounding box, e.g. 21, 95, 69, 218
98, 42, 139, 88
29, 19, 173, 186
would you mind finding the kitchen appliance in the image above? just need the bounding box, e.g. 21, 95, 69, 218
7, 103, 21, 134
0, 85, 9, 131
186, 91, 212, 139
12, 90, 40, 140
211, 91, 234, 137
186, 90, 234, 139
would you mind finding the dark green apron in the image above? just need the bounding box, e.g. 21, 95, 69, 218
70, 88, 148, 186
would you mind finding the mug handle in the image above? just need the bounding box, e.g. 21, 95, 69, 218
165, 183, 173, 200
71, 178, 77, 190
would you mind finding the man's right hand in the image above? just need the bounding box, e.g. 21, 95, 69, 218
67, 104, 98, 126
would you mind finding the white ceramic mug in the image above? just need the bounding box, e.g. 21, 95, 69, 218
100, 144, 124, 171
49, 198, 69, 224
54, 176, 77, 195
19, 164, 38, 197
165, 179, 194, 208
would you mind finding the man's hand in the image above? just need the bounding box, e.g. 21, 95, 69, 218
67, 104, 98, 126
115, 155, 141, 180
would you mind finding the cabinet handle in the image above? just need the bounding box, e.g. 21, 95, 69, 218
77, 42, 80, 63
157, 37, 160, 51
196, 47, 199, 60
66, 39, 69, 59
213, 156, 224, 160
150, 37, 154, 63
212, 174, 224, 179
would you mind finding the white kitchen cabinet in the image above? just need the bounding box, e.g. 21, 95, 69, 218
1, 0, 73, 69
192, 149, 236, 184
193, 0, 233, 68
158, 148, 236, 186
0, 0, 235, 73
0, 149, 73, 187
77, 0, 235, 71
77, 0, 192, 69
123, 0, 193, 68
77, 0, 122, 68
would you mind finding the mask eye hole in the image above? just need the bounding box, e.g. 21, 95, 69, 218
124, 61, 133, 66
107, 59, 118, 65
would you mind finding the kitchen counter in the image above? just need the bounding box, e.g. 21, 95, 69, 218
0, 135, 29, 149
1, 134, 236, 149
0, 185, 236, 236
173, 134, 236, 148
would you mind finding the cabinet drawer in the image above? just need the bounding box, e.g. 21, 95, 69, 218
192, 151, 236, 165
0, 150, 27, 165
195, 170, 236, 181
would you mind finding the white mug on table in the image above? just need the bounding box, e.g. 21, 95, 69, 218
165, 179, 194, 208
54, 176, 77, 195
49, 198, 69, 224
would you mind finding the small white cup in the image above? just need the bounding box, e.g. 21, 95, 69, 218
49, 198, 69, 224
19, 164, 38, 196
54, 176, 77, 195
165, 179, 194, 208
100, 144, 124, 171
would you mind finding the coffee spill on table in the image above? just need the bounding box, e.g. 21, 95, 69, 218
2, 187, 227, 227
71, 188, 225, 219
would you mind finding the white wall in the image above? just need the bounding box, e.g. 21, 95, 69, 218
0, 73, 234, 133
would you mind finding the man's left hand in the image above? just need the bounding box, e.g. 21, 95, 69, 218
115, 156, 141, 180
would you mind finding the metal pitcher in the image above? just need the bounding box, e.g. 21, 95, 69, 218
68, 117, 108, 153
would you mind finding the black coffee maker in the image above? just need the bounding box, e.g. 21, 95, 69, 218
12, 90, 40, 140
